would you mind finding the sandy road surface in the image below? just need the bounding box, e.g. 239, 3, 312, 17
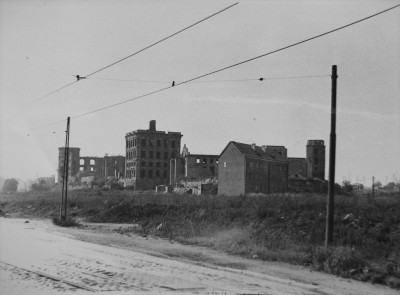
0, 217, 397, 295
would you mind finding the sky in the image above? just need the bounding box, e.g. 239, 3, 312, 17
0, 0, 399, 186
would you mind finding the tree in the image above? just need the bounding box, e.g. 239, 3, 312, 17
2, 178, 18, 193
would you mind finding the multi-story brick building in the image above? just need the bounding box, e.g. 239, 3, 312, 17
125, 120, 182, 190
306, 140, 325, 179
58, 148, 125, 183
218, 141, 288, 196
169, 144, 219, 184
287, 139, 325, 180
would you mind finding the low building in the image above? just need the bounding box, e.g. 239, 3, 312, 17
218, 141, 288, 196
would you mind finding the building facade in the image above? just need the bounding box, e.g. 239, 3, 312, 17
125, 120, 182, 190
306, 140, 325, 179
58, 148, 125, 183
218, 141, 288, 196
169, 144, 219, 184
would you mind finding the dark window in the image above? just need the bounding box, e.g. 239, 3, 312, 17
140, 169, 145, 178
156, 170, 160, 177
164, 152, 168, 159
141, 151, 146, 158
149, 139, 153, 147
148, 170, 153, 178
142, 139, 146, 146
171, 140, 176, 148
203, 159, 207, 164
156, 162, 160, 168
171, 152, 175, 158
164, 139, 168, 148
163, 162, 168, 168
149, 151, 153, 158
157, 140, 161, 147
163, 170, 168, 178
141, 161, 145, 167
210, 166, 215, 175
156, 151, 160, 159
210, 159, 213, 164
149, 162, 153, 167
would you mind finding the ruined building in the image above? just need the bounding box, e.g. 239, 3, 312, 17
125, 120, 182, 190
169, 144, 219, 184
218, 141, 288, 196
287, 140, 325, 180
58, 148, 125, 183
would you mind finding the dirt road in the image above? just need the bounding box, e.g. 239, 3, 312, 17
0, 217, 397, 295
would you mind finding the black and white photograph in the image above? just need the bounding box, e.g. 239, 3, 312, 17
0, 0, 399, 294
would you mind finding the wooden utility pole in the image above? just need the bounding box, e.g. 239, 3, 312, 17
325, 65, 338, 247
60, 117, 70, 221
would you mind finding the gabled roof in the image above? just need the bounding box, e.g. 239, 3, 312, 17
220, 141, 286, 162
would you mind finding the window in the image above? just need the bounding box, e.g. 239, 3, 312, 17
156, 162, 160, 168
149, 139, 154, 147
142, 139, 146, 146
156, 151, 160, 159
202, 159, 207, 164
163, 170, 168, 178
164, 139, 168, 148
79, 167, 84, 171
156, 170, 160, 178
149, 162, 153, 167
216, 159, 219, 164
163, 162, 168, 168
149, 151, 153, 158
210, 159, 213, 164
80, 159, 85, 165
171, 140, 176, 148
90, 167, 94, 172
90, 159, 95, 165
133, 169, 136, 177
157, 140, 161, 147
141, 151, 146, 158
164, 152, 168, 159
196, 158, 201, 164
224, 162, 226, 167
210, 166, 215, 175
140, 169, 145, 178
148, 170, 153, 178
141, 161, 145, 167
171, 152, 175, 158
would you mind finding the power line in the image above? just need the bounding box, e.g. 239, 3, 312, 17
66, 4, 400, 120
34, 2, 239, 102
86, 74, 329, 84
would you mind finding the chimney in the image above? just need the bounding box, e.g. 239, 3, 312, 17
149, 120, 156, 131
251, 143, 256, 150
261, 145, 267, 152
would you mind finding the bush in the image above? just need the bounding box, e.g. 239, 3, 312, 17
2, 178, 18, 193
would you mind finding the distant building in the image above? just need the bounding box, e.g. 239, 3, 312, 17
169, 144, 219, 184
287, 140, 325, 180
218, 141, 288, 196
58, 148, 125, 183
306, 140, 325, 179
125, 120, 182, 190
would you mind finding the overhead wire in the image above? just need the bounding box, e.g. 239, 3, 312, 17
33, 2, 239, 102
38, 3, 400, 128
85, 74, 329, 84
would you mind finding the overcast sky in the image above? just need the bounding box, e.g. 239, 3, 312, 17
0, 0, 399, 185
